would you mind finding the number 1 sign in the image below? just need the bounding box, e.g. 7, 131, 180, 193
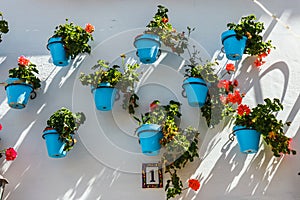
142, 163, 163, 188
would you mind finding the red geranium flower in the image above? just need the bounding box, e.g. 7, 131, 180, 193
150, 100, 160, 111
0, 124, 2, 131
226, 63, 235, 72
5, 147, 17, 161
85, 23, 95, 33
18, 56, 30, 66
162, 17, 168, 23
233, 79, 238, 87
254, 57, 266, 67
188, 179, 200, 191
227, 90, 243, 105
237, 104, 251, 116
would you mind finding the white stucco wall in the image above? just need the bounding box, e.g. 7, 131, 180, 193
0, 0, 299, 199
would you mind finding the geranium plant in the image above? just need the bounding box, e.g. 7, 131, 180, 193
146, 5, 193, 55
233, 98, 296, 157
0, 12, 9, 43
184, 60, 244, 127
226, 14, 275, 66
8, 56, 41, 90
79, 55, 140, 114
51, 19, 94, 59
45, 107, 86, 152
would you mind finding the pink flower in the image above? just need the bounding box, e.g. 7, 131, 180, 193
218, 80, 230, 92
18, 56, 30, 66
85, 23, 95, 33
237, 104, 251, 116
5, 147, 17, 161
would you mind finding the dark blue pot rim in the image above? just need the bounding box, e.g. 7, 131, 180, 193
91, 85, 115, 92
46, 37, 64, 50
42, 131, 59, 139
136, 129, 162, 137
5, 82, 37, 100
233, 127, 256, 133
222, 33, 247, 44
182, 81, 207, 87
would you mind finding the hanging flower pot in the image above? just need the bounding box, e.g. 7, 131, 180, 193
136, 124, 163, 156
182, 77, 208, 107
233, 125, 261, 154
42, 128, 67, 158
221, 30, 247, 60
134, 33, 161, 64
92, 82, 119, 111
5, 78, 34, 109
47, 37, 70, 67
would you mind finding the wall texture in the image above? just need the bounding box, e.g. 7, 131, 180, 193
0, 0, 299, 199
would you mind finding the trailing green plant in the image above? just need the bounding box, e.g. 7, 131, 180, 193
135, 100, 200, 199
8, 56, 41, 90
0, 12, 9, 43
162, 127, 199, 199
45, 107, 86, 152
234, 98, 296, 157
52, 19, 94, 59
79, 56, 140, 114
146, 5, 193, 55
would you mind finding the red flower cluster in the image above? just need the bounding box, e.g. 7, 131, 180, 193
5, 147, 17, 161
217, 79, 239, 93
237, 104, 251, 116
0, 123, 2, 131
150, 100, 160, 111
226, 63, 235, 72
161, 17, 168, 23
188, 179, 200, 191
18, 55, 30, 66
254, 49, 271, 67
85, 23, 95, 34
227, 90, 243, 104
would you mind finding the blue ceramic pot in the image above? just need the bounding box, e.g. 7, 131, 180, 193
47, 37, 70, 66
5, 78, 33, 109
42, 129, 67, 158
136, 124, 163, 156
92, 82, 117, 111
134, 33, 161, 64
182, 77, 208, 107
221, 30, 247, 60
233, 125, 261, 154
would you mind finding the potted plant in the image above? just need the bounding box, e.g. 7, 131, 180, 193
42, 107, 86, 158
134, 100, 181, 156
79, 56, 140, 112
221, 14, 275, 65
134, 5, 191, 64
232, 98, 296, 156
2, 56, 41, 109
0, 12, 9, 43
47, 19, 94, 66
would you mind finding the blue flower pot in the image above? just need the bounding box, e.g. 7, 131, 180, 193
221, 30, 247, 60
92, 82, 117, 111
233, 125, 261, 154
134, 33, 161, 64
136, 124, 163, 156
182, 77, 208, 107
47, 37, 70, 67
5, 78, 33, 109
42, 129, 67, 158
